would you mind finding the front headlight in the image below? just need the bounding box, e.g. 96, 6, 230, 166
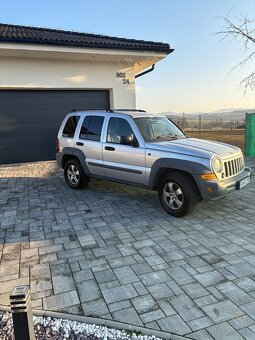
212, 157, 223, 173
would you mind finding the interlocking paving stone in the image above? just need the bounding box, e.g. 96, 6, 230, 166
43, 290, 79, 310
206, 322, 244, 340
102, 283, 138, 304
113, 266, 139, 284
108, 255, 137, 268
157, 299, 176, 316
52, 274, 75, 294
181, 282, 209, 299
202, 300, 244, 323
157, 315, 191, 335
238, 327, 255, 339
76, 279, 101, 302
132, 281, 148, 295
140, 309, 165, 323
94, 269, 116, 284
139, 270, 171, 286
73, 269, 94, 283
169, 294, 205, 322
229, 315, 255, 330
144, 255, 166, 266
166, 266, 195, 285
195, 295, 218, 307
112, 307, 143, 326
147, 283, 174, 300
187, 316, 214, 332
1, 159, 255, 338
227, 262, 255, 278
131, 295, 158, 314
216, 281, 253, 305
108, 300, 132, 313
240, 301, 255, 320
131, 262, 153, 275
81, 299, 109, 316
194, 270, 226, 287
234, 277, 255, 293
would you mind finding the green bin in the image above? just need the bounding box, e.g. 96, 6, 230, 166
245, 113, 255, 157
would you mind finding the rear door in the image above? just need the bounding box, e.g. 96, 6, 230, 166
102, 116, 146, 185
75, 114, 105, 176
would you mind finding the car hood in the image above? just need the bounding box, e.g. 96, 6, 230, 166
146, 137, 241, 159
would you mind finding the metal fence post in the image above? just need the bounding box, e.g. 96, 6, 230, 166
10, 286, 35, 340
199, 114, 202, 139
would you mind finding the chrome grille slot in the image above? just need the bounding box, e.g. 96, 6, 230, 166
223, 156, 243, 178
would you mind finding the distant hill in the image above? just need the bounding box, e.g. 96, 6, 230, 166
161, 108, 255, 122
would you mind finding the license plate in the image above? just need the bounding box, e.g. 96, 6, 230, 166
236, 176, 251, 190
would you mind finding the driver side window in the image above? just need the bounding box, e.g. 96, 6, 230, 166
107, 117, 134, 144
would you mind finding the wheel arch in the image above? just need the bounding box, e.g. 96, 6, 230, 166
150, 159, 206, 200
60, 147, 90, 175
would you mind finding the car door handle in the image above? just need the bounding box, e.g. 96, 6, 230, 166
105, 146, 115, 151
76, 142, 84, 146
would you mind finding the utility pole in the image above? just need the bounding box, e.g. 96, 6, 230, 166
182, 112, 185, 130
199, 114, 202, 139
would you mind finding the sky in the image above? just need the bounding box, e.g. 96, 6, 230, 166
0, 0, 254, 113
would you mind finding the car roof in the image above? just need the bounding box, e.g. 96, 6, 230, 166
70, 109, 165, 119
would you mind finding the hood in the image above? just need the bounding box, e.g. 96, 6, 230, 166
146, 137, 241, 159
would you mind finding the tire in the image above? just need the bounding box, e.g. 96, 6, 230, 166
158, 173, 199, 217
64, 158, 89, 190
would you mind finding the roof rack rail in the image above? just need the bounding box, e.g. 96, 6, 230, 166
71, 109, 113, 113
113, 109, 146, 112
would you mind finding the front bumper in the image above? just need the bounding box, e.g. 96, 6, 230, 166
195, 167, 252, 200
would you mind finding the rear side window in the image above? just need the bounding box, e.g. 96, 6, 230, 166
62, 116, 80, 138
79, 116, 104, 141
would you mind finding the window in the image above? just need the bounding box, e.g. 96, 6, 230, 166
107, 118, 134, 144
79, 115, 104, 141
62, 116, 80, 138
134, 117, 184, 142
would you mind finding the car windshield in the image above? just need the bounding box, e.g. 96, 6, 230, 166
134, 116, 185, 142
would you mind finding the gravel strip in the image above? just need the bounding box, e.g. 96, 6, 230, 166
0, 311, 163, 340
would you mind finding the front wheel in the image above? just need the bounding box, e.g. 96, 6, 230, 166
158, 173, 199, 217
64, 158, 89, 190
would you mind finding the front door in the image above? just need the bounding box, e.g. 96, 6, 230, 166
103, 117, 146, 185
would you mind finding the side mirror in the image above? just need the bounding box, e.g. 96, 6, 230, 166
120, 135, 139, 147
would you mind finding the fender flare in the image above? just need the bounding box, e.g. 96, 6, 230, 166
149, 158, 210, 189
59, 147, 90, 175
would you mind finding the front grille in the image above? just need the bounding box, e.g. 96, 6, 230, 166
224, 156, 244, 178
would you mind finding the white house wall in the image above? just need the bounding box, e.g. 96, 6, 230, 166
0, 56, 136, 109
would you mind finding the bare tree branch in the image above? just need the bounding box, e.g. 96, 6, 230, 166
217, 15, 255, 92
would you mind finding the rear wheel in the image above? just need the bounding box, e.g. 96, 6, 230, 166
64, 158, 89, 189
158, 173, 198, 217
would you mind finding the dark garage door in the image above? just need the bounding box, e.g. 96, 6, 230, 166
0, 90, 110, 164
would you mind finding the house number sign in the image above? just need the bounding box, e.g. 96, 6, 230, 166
116, 72, 130, 85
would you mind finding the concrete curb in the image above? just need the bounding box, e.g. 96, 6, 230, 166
0, 305, 191, 340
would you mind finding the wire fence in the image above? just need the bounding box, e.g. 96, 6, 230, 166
168, 114, 245, 151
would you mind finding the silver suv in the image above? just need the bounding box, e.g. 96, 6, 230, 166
56, 110, 252, 217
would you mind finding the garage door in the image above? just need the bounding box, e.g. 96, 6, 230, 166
0, 90, 110, 164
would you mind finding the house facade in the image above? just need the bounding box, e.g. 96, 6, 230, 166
0, 23, 173, 164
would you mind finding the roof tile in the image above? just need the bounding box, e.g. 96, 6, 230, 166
0, 23, 173, 54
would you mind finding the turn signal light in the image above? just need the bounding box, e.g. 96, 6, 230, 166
200, 173, 217, 181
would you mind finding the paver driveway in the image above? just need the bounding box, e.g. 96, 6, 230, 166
0, 158, 255, 339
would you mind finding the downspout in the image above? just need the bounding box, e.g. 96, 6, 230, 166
135, 64, 155, 79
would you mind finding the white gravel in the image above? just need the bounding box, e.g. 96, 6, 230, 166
0, 311, 164, 340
